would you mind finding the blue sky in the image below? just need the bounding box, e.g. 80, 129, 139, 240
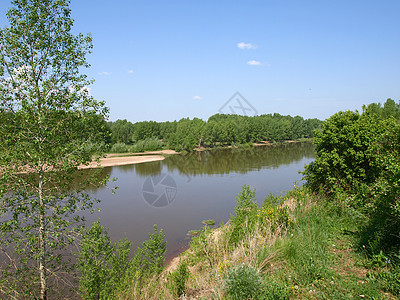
1, 1, 400, 122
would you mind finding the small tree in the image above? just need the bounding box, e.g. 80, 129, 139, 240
0, 0, 108, 299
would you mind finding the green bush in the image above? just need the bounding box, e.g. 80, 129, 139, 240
110, 142, 128, 153
77, 222, 166, 299
223, 264, 263, 300
129, 137, 163, 152
168, 261, 190, 297
303, 111, 394, 199
229, 185, 258, 245
303, 104, 400, 255
136, 224, 167, 276
77, 220, 132, 300
361, 123, 400, 253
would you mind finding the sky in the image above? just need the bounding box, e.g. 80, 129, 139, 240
1, 0, 400, 122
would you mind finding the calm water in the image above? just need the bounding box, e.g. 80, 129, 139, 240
85, 142, 315, 259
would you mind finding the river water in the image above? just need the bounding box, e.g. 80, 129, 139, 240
85, 142, 315, 259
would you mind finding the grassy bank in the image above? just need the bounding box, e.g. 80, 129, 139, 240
95, 186, 397, 299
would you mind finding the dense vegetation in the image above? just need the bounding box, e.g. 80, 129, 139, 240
107, 114, 322, 152
304, 98, 400, 261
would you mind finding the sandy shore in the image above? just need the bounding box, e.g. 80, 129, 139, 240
79, 150, 178, 169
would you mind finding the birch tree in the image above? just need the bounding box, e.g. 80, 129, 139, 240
0, 0, 108, 298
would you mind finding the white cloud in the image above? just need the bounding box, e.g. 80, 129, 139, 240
237, 42, 258, 50
98, 71, 111, 75
193, 96, 203, 100
247, 60, 262, 66
128, 70, 134, 74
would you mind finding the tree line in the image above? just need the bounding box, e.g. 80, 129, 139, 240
108, 113, 322, 152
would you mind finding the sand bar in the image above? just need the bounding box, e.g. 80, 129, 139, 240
79, 150, 178, 169
80, 155, 166, 169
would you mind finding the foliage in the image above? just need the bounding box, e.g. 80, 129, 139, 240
168, 261, 190, 298
223, 263, 263, 300
78, 220, 131, 300
109, 119, 135, 144
302, 99, 400, 297
108, 113, 322, 151
0, 0, 108, 298
78, 222, 166, 300
360, 122, 400, 253
303, 99, 400, 255
109, 138, 164, 153
129, 137, 163, 152
110, 142, 129, 153
362, 98, 400, 120
168, 117, 205, 151
229, 185, 258, 244
303, 111, 394, 198
132, 121, 161, 142
137, 225, 167, 276
259, 194, 291, 231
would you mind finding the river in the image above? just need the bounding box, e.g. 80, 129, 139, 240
85, 142, 316, 259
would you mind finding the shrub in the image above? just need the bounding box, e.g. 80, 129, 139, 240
303, 111, 394, 200
259, 193, 290, 231
78, 222, 166, 299
136, 225, 167, 276
223, 264, 263, 300
168, 261, 190, 297
303, 106, 400, 255
110, 142, 128, 153
78, 220, 132, 300
229, 185, 258, 245
129, 137, 163, 152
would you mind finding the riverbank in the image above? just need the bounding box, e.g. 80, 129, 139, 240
141, 187, 395, 299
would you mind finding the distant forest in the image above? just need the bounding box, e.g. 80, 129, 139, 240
106, 113, 322, 152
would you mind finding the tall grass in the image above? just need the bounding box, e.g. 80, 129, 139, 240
106, 186, 392, 299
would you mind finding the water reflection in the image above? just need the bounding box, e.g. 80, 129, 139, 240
162, 142, 314, 176
134, 161, 163, 177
